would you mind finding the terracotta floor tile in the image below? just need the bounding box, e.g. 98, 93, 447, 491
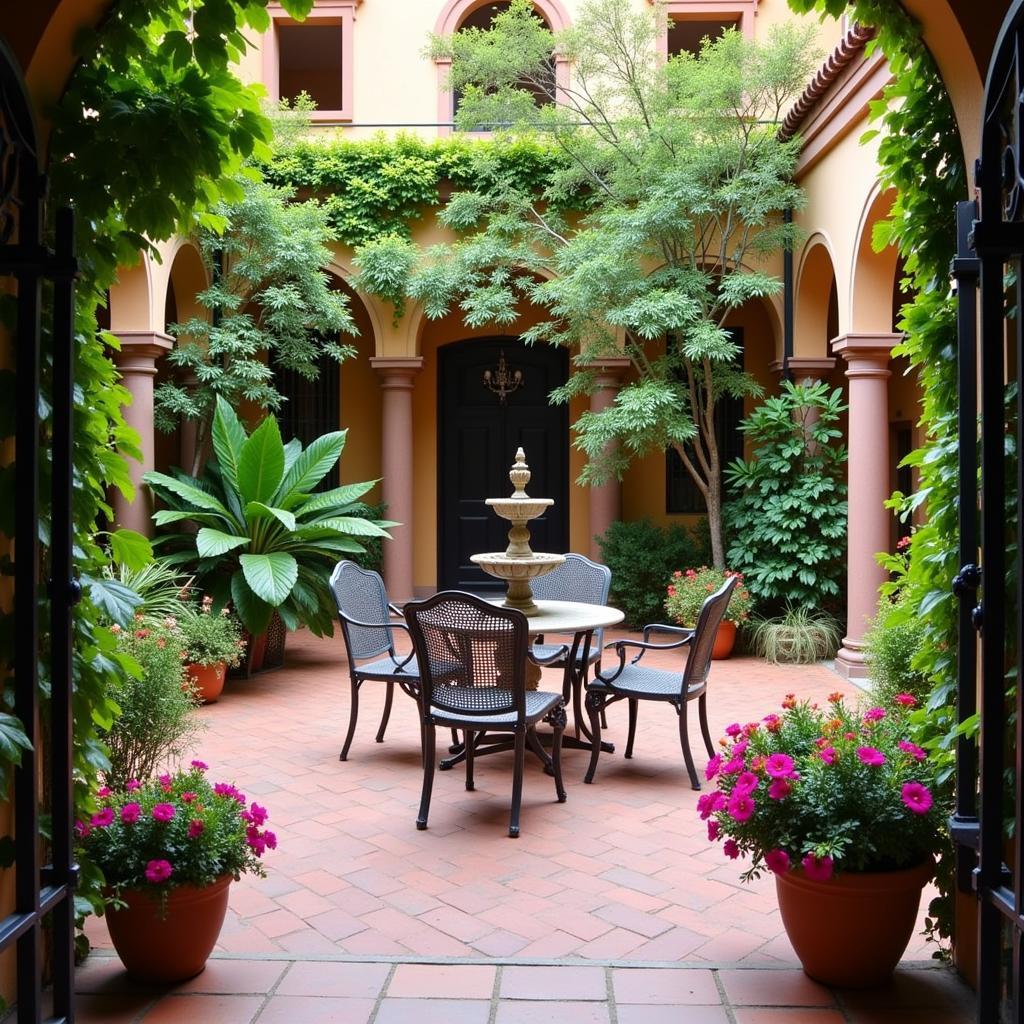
74, 993, 156, 1023
718, 969, 836, 1008
141, 994, 264, 1023
732, 1010, 847, 1024
495, 1000, 611, 1024
275, 960, 390, 999
254, 995, 377, 1023
387, 964, 496, 999
612, 967, 721, 1005
617, 1006, 730, 1024
500, 964, 607, 1000
374, 998, 492, 1024
176, 959, 287, 994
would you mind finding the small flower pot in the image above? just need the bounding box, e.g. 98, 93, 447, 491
185, 661, 227, 704
775, 859, 933, 988
711, 620, 737, 660
105, 874, 231, 984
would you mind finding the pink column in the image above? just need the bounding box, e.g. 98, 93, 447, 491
831, 333, 899, 679
112, 331, 173, 535
370, 357, 423, 603
588, 358, 631, 561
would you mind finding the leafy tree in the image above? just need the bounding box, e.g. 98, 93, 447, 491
724, 380, 847, 610
402, 0, 817, 567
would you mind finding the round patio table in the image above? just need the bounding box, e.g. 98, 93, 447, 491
439, 598, 624, 773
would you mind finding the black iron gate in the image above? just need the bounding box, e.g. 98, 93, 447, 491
955, 2, 1024, 1020
0, 37, 79, 1024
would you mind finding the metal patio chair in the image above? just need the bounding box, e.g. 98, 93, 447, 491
329, 560, 422, 761
582, 576, 736, 790
404, 591, 568, 838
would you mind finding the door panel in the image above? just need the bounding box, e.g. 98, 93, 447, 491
439, 337, 569, 591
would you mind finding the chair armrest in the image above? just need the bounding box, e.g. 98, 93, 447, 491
528, 644, 569, 667
598, 632, 691, 672
642, 623, 695, 644
388, 601, 405, 618
341, 612, 411, 636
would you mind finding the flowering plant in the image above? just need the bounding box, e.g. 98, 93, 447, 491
701, 692, 942, 881
177, 598, 246, 667
79, 764, 276, 901
665, 566, 753, 625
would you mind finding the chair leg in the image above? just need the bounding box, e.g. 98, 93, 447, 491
509, 728, 527, 838
340, 676, 360, 761
465, 729, 475, 791
550, 710, 567, 803
625, 698, 638, 759
375, 681, 394, 743
698, 693, 715, 757
595, 661, 608, 729
677, 702, 700, 791
584, 693, 603, 784
417, 722, 437, 830
449, 728, 462, 754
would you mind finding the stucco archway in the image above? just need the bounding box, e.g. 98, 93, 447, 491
795, 237, 839, 359
850, 187, 899, 335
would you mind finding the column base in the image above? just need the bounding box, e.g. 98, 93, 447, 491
834, 639, 871, 680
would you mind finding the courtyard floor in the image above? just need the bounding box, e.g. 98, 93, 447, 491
76, 627, 975, 1023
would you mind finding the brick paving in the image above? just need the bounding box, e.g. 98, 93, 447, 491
76, 626, 975, 1021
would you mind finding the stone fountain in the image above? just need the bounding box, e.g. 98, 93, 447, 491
471, 448, 564, 615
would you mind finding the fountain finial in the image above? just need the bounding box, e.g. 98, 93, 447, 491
509, 447, 531, 497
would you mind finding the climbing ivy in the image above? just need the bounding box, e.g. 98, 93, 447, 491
788, 0, 966, 947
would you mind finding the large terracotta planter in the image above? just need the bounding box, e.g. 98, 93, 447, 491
775, 859, 933, 988
105, 874, 231, 983
186, 661, 226, 704
711, 620, 737, 659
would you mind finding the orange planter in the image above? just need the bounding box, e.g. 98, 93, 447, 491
186, 661, 227, 704
711, 620, 737, 659
775, 859, 933, 988
105, 875, 231, 984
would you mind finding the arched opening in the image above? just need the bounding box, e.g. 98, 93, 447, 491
795, 240, 839, 358
850, 188, 900, 334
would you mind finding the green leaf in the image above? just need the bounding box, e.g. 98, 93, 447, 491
211, 396, 247, 495
231, 570, 274, 636
239, 552, 298, 606
143, 471, 232, 517
314, 516, 392, 537
196, 528, 251, 557
296, 481, 378, 517
245, 502, 297, 532
83, 575, 143, 626
237, 416, 285, 504
108, 529, 153, 571
275, 431, 347, 500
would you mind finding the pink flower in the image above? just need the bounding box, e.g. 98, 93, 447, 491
725, 723, 742, 738
90, 808, 114, 828
818, 746, 836, 765
152, 803, 176, 822
720, 757, 744, 775
901, 782, 933, 815
97, 785, 111, 798
181, 792, 197, 804
705, 754, 722, 780
762, 713, 781, 733
144, 859, 173, 884
764, 753, 795, 778
158, 773, 172, 792
125, 779, 141, 792
899, 740, 927, 762
734, 771, 759, 793
246, 826, 267, 856
190, 760, 208, 771
120, 803, 141, 824
263, 831, 277, 850
248, 803, 268, 827
707, 820, 720, 841
764, 849, 791, 875
801, 854, 834, 882
856, 747, 885, 767
696, 791, 726, 820
894, 693, 917, 707
733, 739, 750, 757
74, 820, 90, 839
863, 707, 886, 723
214, 782, 246, 803
767, 778, 792, 801
723, 839, 740, 860
727, 790, 755, 823
188, 819, 205, 839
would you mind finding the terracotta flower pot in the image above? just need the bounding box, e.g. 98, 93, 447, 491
775, 859, 933, 988
105, 874, 231, 984
711, 620, 737, 659
186, 661, 226, 704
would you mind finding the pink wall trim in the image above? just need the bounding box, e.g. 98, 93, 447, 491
264, 1, 359, 122
649, 0, 758, 59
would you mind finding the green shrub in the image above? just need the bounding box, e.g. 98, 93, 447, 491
597, 518, 710, 628
864, 592, 930, 704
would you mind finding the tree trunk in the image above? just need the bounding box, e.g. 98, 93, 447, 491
707, 472, 725, 570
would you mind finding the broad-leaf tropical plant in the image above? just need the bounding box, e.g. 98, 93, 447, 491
144, 398, 393, 637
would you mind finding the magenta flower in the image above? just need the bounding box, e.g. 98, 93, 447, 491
856, 747, 885, 767
97, 785, 111, 798
144, 859, 173, 884
157, 773, 172, 792
125, 779, 141, 792
707, 820, 720, 841
723, 839, 740, 860
120, 802, 141, 824
764, 849, 791, 875
724, 723, 742, 738
696, 791, 726, 820
863, 707, 886, 723
734, 771, 760, 793
705, 754, 722, 780
801, 853, 834, 882
767, 778, 792, 801
727, 790, 755, 823
248, 803, 268, 827
733, 739, 750, 757
898, 740, 927, 762
246, 826, 268, 856
74, 820, 89, 839
894, 693, 917, 707
818, 746, 836, 765
181, 791, 197, 804
190, 760, 209, 771
720, 756, 744, 775
188, 819, 205, 839
263, 831, 277, 850
214, 782, 246, 803
90, 807, 114, 829
901, 782, 933, 815
764, 752, 795, 778
152, 803, 176, 822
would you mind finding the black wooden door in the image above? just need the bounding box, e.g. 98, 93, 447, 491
438, 337, 568, 591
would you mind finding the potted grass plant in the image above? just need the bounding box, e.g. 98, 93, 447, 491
177, 598, 246, 703
700, 691, 941, 987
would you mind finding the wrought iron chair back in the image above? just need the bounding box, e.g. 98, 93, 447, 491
531, 552, 612, 647
681, 576, 737, 694
329, 560, 396, 661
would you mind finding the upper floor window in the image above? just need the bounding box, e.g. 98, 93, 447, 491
651, 0, 758, 60
667, 16, 739, 57
263, 1, 360, 122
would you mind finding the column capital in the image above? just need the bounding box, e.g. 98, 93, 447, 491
768, 356, 837, 376
590, 356, 632, 389
370, 356, 424, 389
112, 331, 173, 376
831, 333, 900, 380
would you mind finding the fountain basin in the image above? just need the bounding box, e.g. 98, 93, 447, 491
470, 552, 565, 579
485, 497, 554, 521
